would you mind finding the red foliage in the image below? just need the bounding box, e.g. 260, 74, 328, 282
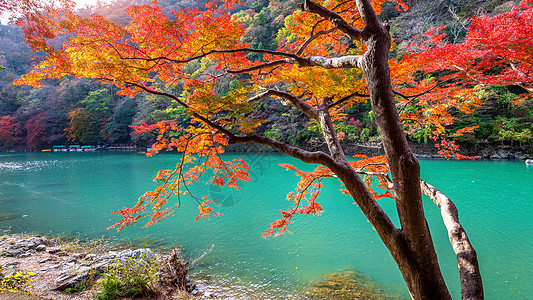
263, 155, 394, 237
406, 0, 533, 103
0, 115, 23, 148
25, 112, 48, 149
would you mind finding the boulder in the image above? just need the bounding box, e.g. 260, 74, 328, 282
48, 248, 61, 254
52, 273, 90, 291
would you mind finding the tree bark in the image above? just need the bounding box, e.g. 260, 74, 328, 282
358, 22, 452, 300
421, 181, 484, 300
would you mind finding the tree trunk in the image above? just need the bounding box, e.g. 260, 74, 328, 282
353, 7, 452, 299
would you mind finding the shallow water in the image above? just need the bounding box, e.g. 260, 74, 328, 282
0, 152, 531, 299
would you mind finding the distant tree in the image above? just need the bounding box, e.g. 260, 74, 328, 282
406, 0, 533, 102
25, 111, 48, 149
0, 115, 22, 148
107, 98, 137, 144
65, 88, 113, 144
65, 108, 98, 144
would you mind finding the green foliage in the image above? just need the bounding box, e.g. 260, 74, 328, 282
107, 98, 138, 144
63, 282, 92, 294
82, 89, 113, 117
491, 118, 532, 143
94, 256, 160, 300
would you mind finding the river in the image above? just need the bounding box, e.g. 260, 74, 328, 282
0, 152, 531, 299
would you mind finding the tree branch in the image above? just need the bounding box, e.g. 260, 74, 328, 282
420, 180, 484, 299
299, 0, 367, 42
223, 54, 364, 76
318, 101, 347, 161
354, 0, 381, 31
296, 27, 337, 55
264, 90, 319, 119
393, 84, 438, 100
328, 91, 369, 108
229, 134, 335, 165
124, 82, 235, 137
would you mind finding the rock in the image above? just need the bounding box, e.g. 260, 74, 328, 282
0, 214, 19, 222
65, 257, 77, 263
48, 248, 61, 254
73, 253, 85, 260
56, 251, 69, 257
3, 249, 22, 257
39, 257, 53, 264
29, 237, 44, 247
39, 265, 61, 272
0, 291, 47, 300
35, 244, 46, 252
2, 266, 18, 276
18, 252, 32, 258
91, 262, 110, 274
52, 273, 90, 291
2, 261, 20, 268
85, 253, 97, 261
132, 248, 156, 262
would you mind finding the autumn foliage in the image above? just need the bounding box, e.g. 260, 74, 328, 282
12, 0, 515, 297
407, 0, 533, 103
12, 0, 522, 231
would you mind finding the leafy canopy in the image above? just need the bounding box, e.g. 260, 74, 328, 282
14, 0, 495, 233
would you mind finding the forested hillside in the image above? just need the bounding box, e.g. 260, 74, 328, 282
0, 0, 531, 157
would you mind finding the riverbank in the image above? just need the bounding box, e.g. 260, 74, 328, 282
0, 234, 216, 300
0, 234, 406, 300
3, 140, 531, 160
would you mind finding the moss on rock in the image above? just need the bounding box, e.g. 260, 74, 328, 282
303, 269, 404, 300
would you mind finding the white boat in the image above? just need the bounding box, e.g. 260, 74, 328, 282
525, 159, 533, 164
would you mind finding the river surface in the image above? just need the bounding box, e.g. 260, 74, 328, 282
0, 152, 531, 299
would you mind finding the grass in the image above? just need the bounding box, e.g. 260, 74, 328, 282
93, 255, 160, 300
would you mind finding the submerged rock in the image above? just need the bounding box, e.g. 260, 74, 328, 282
0, 214, 18, 222
303, 269, 404, 300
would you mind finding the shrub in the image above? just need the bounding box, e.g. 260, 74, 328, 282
94, 255, 160, 300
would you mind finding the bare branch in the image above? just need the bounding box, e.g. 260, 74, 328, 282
394, 84, 438, 100
303, 55, 364, 69
222, 54, 364, 77
226, 59, 290, 74
420, 180, 484, 299
394, 85, 438, 113
229, 134, 335, 165
328, 91, 369, 108
118, 47, 303, 64
296, 27, 337, 55
299, 0, 367, 41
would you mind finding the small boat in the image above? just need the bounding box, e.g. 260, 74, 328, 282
525, 159, 533, 165
41, 149, 52, 152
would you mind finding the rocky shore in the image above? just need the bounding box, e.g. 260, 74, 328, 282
0, 234, 217, 300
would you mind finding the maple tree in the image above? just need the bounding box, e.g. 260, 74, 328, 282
13, 0, 497, 298
407, 0, 533, 104
0, 115, 23, 147
25, 111, 48, 149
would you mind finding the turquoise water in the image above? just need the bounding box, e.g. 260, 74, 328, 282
0, 152, 531, 299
